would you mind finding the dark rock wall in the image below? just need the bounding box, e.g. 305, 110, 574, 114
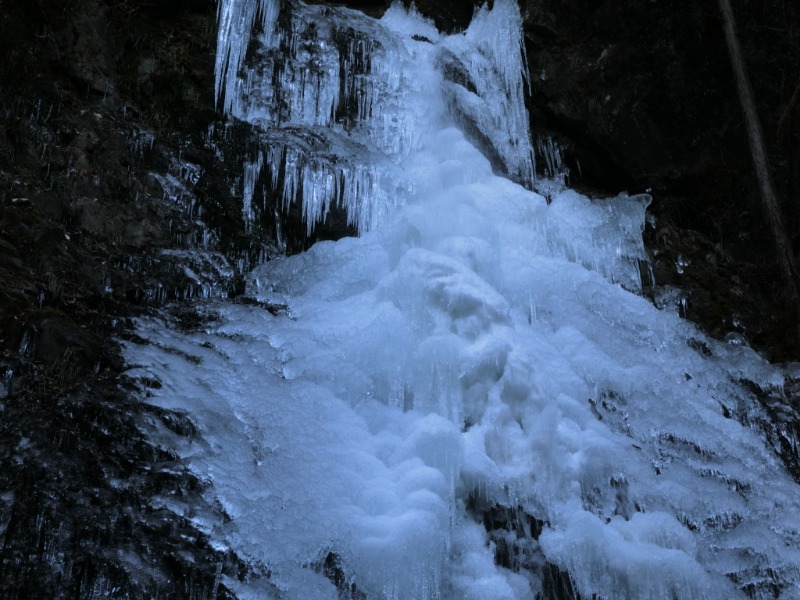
521, 0, 800, 358
0, 1, 256, 596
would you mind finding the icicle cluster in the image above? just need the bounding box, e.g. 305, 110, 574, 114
215, 0, 280, 114
252, 129, 386, 235
217, 2, 428, 235
536, 135, 567, 183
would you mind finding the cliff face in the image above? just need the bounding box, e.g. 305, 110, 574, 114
0, 1, 251, 596
2, 0, 796, 394
0, 0, 798, 596
519, 0, 800, 358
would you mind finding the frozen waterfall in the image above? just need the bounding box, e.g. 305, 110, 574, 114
124, 1, 800, 598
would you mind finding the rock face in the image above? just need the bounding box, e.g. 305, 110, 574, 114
521, 0, 800, 357
0, 0, 254, 596
1, 0, 799, 597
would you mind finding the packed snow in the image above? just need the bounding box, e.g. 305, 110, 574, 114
125, 1, 800, 598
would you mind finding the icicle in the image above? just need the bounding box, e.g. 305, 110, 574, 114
242, 152, 264, 227
536, 135, 567, 184
215, 0, 280, 114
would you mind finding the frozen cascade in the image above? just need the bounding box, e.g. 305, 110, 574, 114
125, 1, 800, 599
215, 0, 534, 234
438, 0, 535, 187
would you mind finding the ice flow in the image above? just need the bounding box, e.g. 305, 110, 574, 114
125, 1, 800, 598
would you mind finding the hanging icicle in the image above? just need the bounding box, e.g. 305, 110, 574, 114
215, 0, 281, 114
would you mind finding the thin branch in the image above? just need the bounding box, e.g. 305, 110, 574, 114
718, 0, 800, 339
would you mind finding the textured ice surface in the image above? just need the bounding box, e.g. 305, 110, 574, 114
124, 1, 800, 598
127, 127, 800, 599
439, 0, 535, 186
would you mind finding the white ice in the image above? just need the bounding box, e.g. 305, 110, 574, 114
215, 0, 280, 114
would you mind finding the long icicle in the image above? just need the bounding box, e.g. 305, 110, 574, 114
215, 0, 280, 114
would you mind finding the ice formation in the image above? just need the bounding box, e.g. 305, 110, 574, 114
214, 0, 534, 234
125, 1, 800, 598
215, 0, 280, 114
439, 0, 535, 186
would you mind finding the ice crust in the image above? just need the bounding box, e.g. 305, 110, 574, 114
124, 1, 800, 598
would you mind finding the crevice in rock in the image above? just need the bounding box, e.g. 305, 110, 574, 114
466, 495, 583, 600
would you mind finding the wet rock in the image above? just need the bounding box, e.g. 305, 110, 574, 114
522, 1, 731, 191
437, 49, 478, 94
739, 378, 800, 483
0, 379, 247, 600
0, 288, 28, 319
410, 0, 481, 33
467, 497, 582, 599
61, 1, 118, 95
28, 190, 62, 222
22, 307, 103, 377
70, 195, 170, 248
318, 552, 367, 600
0, 237, 24, 274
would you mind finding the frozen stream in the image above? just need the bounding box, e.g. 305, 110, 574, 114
124, 1, 800, 598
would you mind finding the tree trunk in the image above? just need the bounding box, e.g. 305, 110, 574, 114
718, 0, 800, 340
